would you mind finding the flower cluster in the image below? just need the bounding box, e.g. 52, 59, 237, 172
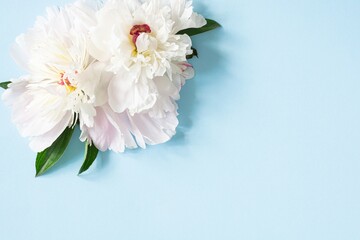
1, 0, 219, 175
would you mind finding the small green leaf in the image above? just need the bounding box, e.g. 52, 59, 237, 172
177, 18, 221, 36
78, 142, 99, 175
35, 127, 75, 177
0, 81, 11, 90
187, 47, 199, 59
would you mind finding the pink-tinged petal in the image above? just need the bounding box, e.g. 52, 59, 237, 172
83, 105, 138, 153
81, 105, 180, 152
182, 65, 195, 80
87, 107, 120, 152
129, 111, 179, 146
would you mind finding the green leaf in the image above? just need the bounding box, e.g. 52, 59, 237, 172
0, 81, 11, 90
177, 18, 221, 36
78, 142, 99, 175
187, 47, 198, 59
35, 127, 75, 177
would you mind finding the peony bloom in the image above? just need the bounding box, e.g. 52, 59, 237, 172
81, 0, 206, 151
2, 0, 202, 153
2, 0, 211, 155
89, 0, 206, 115
0, 0, 220, 175
2, 1, 105, 152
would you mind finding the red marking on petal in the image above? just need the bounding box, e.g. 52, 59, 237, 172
130, 24, 151, 44
182, 63, 193, 68
57, 71, 76, 89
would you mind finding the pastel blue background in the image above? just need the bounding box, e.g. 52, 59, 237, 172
1, 0, 360, 239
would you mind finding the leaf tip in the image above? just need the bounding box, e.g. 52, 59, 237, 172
0, 81, 11, 90
78, 169, 86, 176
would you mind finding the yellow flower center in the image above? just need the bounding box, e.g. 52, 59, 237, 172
58, 71, 77, 93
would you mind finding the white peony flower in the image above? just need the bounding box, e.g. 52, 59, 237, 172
0, 0, 220, 176
2, 1, 105, 152
89, 0, 206, 115
2, 0, 209, 154
80, 61, 194, 152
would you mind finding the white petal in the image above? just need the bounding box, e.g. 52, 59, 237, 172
3, 80, 69, 138
129, 111, 179, 146
169, 0, 207, 33
29, 111, 72, 152
83, 105, 138, 152
108, 71, 158, 114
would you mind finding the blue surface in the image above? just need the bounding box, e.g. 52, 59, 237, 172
1, 0, 360, 239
